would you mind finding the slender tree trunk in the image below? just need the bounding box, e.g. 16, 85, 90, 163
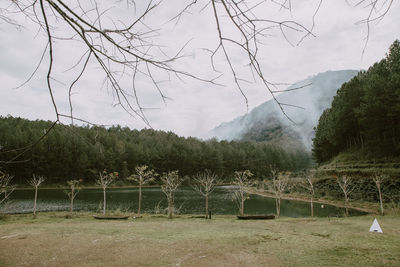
240, 192, 244, 216
205, 194, 209, 218
168, 198, 173, 219
277, 198, 281, 217
275, 196, 281, 218
70, 187, 74, 214
103, 187, 106, 215
70, 196, 74, 214
377, 183, 384, 216
344, 193, 348, 217
33, 186, 38, 216
310, 195, 314, 217
138, 183, 142, 216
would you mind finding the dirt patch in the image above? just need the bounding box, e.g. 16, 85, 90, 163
0, 231, 280, 266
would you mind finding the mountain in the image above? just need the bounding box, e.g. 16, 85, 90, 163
209, 70, 359, 150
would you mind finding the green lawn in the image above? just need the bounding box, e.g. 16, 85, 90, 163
0, 213, 399, 266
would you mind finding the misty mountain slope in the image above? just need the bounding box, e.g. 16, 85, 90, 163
209, 70, 359, 150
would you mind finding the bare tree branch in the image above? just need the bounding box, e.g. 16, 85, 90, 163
336, 174, 356, 216
64, 179, 81, 215
372, 173, 387, 216
232, 170, 254, 216
160, 170, 182, 219
28, 174, 46, 217
127, 165, 156, 216
266, 168, 290, 218
0, 171, 15, 207
96, 171, 118, 215
191, 169, 217, 218
298, 170, 316, 217
0, 0, 396, 165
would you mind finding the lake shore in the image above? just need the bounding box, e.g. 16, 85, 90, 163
0, 212, 399, 266
248, 189, 378, 214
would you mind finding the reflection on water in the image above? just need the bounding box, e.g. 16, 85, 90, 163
5, 186, 366, 217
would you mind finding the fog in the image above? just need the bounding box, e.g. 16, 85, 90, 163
209, 70, 359, 150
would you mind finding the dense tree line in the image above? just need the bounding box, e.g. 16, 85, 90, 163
0, 116, 311, 184
313, 40, 400, 163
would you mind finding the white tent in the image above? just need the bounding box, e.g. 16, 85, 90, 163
369, 218, 383, 233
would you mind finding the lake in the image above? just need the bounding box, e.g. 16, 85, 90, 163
5, 186, 366, 217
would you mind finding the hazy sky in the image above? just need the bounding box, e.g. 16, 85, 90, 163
0, 0, 399, 138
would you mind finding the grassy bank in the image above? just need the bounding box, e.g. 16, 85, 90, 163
0, 213, 399, 266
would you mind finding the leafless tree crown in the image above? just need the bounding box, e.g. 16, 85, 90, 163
192, 169, 217, 197
96, 171, 117, 189
0, 171, 15, 206
64, 179, 81, 200
372, 173, 387, 216
298, 170, 316, 216
337, 175, 356, 197
336, 174, 357, 216
192, 169, 218, 217
28, 174, 46, 188
232, 170, 254, 215
128, 165, 155, 184
271, 172, 290, 196
160, 170, 182, 218
160, 170, 181, 197
299, 170, 315, 195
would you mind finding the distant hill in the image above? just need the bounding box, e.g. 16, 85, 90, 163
209, 70, 359, 150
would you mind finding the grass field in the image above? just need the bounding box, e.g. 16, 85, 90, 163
0, 213, 399, 266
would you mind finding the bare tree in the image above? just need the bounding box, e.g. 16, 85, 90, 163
96, 171, 118, 215
299, 171, 316, 217
0, 171, 15, 209
191, 170, 217, 218
232, 170, 254, 216
348, 0, 396, 54
160, 170, 182, 219
2, 1, 219, 127
268, 170, 290, 218
127, 165, 156, 217
64, 179, 81, 215
1, 1, 396, 164
28, 174, 45, 217
336, 175, 356, 216
372, 173, 387, 216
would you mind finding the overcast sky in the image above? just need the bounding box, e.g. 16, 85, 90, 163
0, 0, 399, 138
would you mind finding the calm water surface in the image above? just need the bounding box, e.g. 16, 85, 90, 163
6, 186, 366, 217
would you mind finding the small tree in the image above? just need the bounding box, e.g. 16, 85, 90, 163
372, 173, 387, 216
28, 174, 45, 217
64, 179, 81, 215
300, 171, 316, 217
269, 171, 290, 218
336, 175, 356, 216
160, 170, 181, 219
0, 171, 15, 209
96, 171, 118, 215
127, 165, 156, 216
191, 170, 217, 218
232, 170, 254, 216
